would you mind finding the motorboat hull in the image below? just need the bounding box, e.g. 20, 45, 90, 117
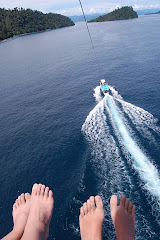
100, 79, 109, 95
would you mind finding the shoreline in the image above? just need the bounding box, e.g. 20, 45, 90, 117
0, 25, 75, 43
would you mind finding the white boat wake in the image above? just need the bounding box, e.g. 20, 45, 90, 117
107, 94, 160, 198
82, 86, 160, 238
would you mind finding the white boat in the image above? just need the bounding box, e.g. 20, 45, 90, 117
100, 79, 109, 94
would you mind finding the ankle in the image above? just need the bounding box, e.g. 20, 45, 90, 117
81, 231, 102, 240
116, 233, 135, 240
11, 228, 24, 239
28, 220, 47, 233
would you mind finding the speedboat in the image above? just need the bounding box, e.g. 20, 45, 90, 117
100, 79, 109, 95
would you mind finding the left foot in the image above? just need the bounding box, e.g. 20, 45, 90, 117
12, 193, 31, 237
21, 183, 54, 240
79, 196, 104, 240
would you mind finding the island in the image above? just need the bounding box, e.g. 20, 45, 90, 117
145, 11, 160, 15
88, 6, 138, 23
0, 8, 75, 41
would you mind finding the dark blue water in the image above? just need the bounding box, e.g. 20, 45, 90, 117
0, 14, 160, 239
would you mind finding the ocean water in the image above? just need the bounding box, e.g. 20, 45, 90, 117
0, 14, 160, 239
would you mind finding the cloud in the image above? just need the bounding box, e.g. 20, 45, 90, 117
56, 6, 81, 16
0, 0, 79, 12
55, 1, 160, 16
1, 0, 160, 15
133, 3, 160, 10
56, 1, 123, 15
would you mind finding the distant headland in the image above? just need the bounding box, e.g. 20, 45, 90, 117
88, 6, 138, 23
145, 11, 160, 15
0, 8, 75, 41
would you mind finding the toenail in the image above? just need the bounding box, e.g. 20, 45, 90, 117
95, 196, 101, 200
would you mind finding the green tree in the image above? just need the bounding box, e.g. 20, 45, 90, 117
0, 8, 75, 41
89, 6, 138, 23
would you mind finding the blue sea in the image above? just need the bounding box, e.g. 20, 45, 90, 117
0, 14, 160, 239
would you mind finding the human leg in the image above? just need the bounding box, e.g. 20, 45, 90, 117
79, 195, 104, 240
21, 183, 54, 240
110, 195, 135, 240
1, 193, 30, 240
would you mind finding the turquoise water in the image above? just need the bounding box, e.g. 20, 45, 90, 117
0, 14, 160, 239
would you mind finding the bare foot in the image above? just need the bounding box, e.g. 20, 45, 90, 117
21, 183, 54, 240
110, 195, 135, 240
12, 192, 31, 236
1, 193, 30, 240
79, 195, 104, 240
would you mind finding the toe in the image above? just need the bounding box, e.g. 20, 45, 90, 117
95, 195, 103, 209
110, 195, 118, 209
49, 190, 53, 198
45, 186, 49, 197
124, 198, 129, 211
89, 196, 96, 210
25, 193, 30, 201
110, 195, 118, 223
21, 193, 25, 204
40, 185, 45, 196
128, 201, 132, 213
32, 183, 38, 195
18, 196, 21, 205
37, 184, 42, 195
87, 199, 91, 212
83, 202, 88, 214
15, 199, 19, 206
80, 206, 85, 217
132, 205, 136, 217
13, 203, 17, 210
120, 195, 126, 208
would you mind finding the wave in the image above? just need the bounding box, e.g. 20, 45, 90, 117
81, 86, 160, 238
93, 86, 103, 102
107, 94, 160, 198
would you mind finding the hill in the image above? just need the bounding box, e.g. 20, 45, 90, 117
89, 6, 138, 23
69, 8, 160, 22
0, 8, 75, 41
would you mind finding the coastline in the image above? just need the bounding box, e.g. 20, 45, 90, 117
145, 12, 160, 15
0, 25, 75, 43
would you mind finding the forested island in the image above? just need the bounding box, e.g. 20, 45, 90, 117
0, 8, 75, 41
89, 6, 138, 23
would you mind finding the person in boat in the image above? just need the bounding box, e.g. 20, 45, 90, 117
1, 183, 135, 240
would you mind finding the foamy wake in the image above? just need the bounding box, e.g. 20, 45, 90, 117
109, 85, 123, 100
91, 85, 160, 198
93, 86, 103, 102
82, 86, 160, 237
107, 94, 160, 198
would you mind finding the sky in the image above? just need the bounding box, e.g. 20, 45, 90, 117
1, 0, 160, 16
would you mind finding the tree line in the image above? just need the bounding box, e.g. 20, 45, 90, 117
0, 7, 75, 41
89, 6, 138, 23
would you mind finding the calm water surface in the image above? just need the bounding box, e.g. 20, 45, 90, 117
0, 15, 160, 239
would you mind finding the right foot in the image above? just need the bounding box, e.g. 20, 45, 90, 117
79, 195, 104, 240
110, 195, 135, 240
22, 183, 54, 240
